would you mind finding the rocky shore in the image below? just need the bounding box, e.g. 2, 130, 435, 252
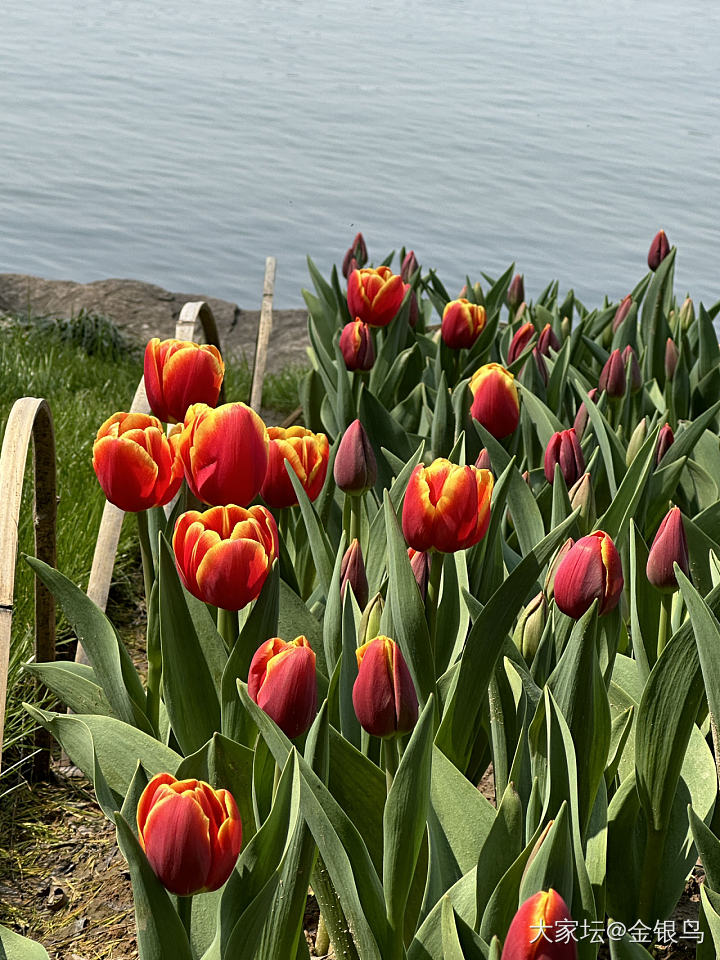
0, 274, 309, 373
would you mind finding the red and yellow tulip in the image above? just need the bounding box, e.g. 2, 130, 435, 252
248, 636, 317, 739
352, 635, 418, 738
440, 298, 486, 350
501, 889, 577, 959
339, 318, 375, 371
469, 363, 520, 439
347, 266, 405, 328
144, 338, 224, 424
260, 426, 329, 509
553, 530, 623, 619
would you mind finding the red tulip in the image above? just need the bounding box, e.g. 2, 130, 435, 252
340, 318, 375, 371
92, 412, 183, 512
144, 338, 224, 424
469, 363, 520, 439
598, 348, 626, 398
544, 429, 585, 487
402, 458, 493, 553
553, 530, 624, 619
178, 402, 268, 507
507, 274, 525, 313
622, 345, 642, 393
334, 419, 377, 494
137, 773, 242, 896
647, 506, 690, 591
648, 229, 670, 271
260, 426, 329, 509
507, 322, 536, 365
341, 538, 369, 609
656, 423, 675, 465
612, 294, 633, 333
352, 635, 418, 738
573, 388, 598, 441
407, 548, 431, 599
173, 504, 278, 611
342, 232, 368, 278
441, 299, 487, 350
248, 636, 317, 739
401, 249, 419, 282
347, 266, 405, 328
501, 889, 577, 960
537, 323, 560, 356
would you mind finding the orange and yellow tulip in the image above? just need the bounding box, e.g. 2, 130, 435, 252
260, 426, 329, 509
144, 338, 224, 424
248, 636, 317, 739
347, 266, 405, 328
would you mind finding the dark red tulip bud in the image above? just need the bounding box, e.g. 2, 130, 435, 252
341, 538, 369, 609
342, 254, 358, 279
622, 345, 642, 393
646, 507, 690, 592
401, 249, 419, 282
507, 321, 536, 365
475, 448, 492, 471
408, 287, 419, 328
599, 348, 626, 398
553, 530, 624, 619
648, 229, 670, 271
352, 636, 418, 738
537, 323, 561, 356
544, 429, 585, 487
612, 295, 633, 333
339, 319, 375, 371
573, 388, 598, 441
656, 423, 675, 465
534, 347, 549, 386
665, 338, 678, 380
334, 419, 377, 494
507, 274, 525, 313
408, 547, 431, 600
342, 232, 368, 277
501, 889, 577, 960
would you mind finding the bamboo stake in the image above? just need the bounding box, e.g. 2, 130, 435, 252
250, 257, 276, 413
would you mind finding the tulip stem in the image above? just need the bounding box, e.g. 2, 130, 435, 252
136, 510, 155, 602
657, 593, 673, 658
217, 608, 239, 649
426, 552, 444, 656
349, 496, 362, 546
382, 738, 399, 794
178, 894, 193, 944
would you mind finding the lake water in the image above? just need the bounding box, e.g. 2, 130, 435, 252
2, 1, 719, 309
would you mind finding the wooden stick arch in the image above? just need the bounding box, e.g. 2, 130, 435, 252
0, 398, 57, 778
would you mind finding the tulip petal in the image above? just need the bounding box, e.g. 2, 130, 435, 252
143, 791, 213, 896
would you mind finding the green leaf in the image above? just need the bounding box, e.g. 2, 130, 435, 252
0, 926, 51, 959
474, 782, 523, 919
573, 382, 619, 497
689, 804, 720, 892
661, 400, 720, 468
518, 802, 574, 907
677, 568, 720, 747
22, 660, 113, 717
287, 463, 335, 596
608, 934, 655, 959
596, 424, 659, 545
517, 384, 564, 449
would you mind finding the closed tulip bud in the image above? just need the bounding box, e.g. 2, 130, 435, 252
513, 592, 547, 662
93, 412, 183, 512
401, 249, 419, 281
178, 402, 268, 507
544, 538, 574, 602
501, 889, 577, 960
626, 417, 648, 467
248, 636, 317, 739
475, 448, 492, 471
648, 229, 670, 271
340, 539, 369, 609
544, 429, 585, 487
598, 348, 626, 398
665, 338, 679, 380
568, 473, 596, 532
340, 318, 375, 371
260, 426, 329, 509
612, 294, 633, 333
347, 266, 405, 328
656, 423, 675, 465
537, 323, 561, 356
144, 338, 224, 425
507, 321, 536, 364
441, 298, 487, 350
646, 507, 690, 592
137, 773, 242, 897
622, 345, 642, 393
173, 504, 278, 610
560, 315, 571, 340
402, 458, 493, 553
533, 347, 549, 386
679, 296, 695, 330
572, 388, 598, 441
334, 419, 377, 494
507, 274, 525, 312
342, 232, 368, 277
469, 363, 520, 439
408, 548, 431, 599
359, 593, 384, 647
553, 530, 624, 619
352, 636, 418, 738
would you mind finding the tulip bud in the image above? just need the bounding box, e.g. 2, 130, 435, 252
340, 539, 369, 609
656, 423, 675, 465
665, 338, 679, 380
544, 429, 585, 487
553, 530, 624, 619
513, 592, 547, 662
469, 363, 520, 439
248, 636, 317, 739
348, 266, 405, 328
533, 348, 549, 386
648, 229, 670, 271
622, 345, 642, 393
598, 348, 626, 398
679, 296, 695, 330
401, 249, 419, 282
352, 636, 418, 738
144, 339, 225, 424
342, 232, 368, 277
507, 274, 525, 313
358, 593, 384, 647
612, 294, 633, 333
507, 321, 536, 365
560, 315, 571, 340
408, 547, 431, 600
501, 889, 577, 960
537, 323, 560, 357
572, 388, 598, 441
334, 419, 377, 494
626, 417, 648, 467
646, 507, 690, 592
340, 318, 375, 371
475, 448, 492, 471
441, 299, 487, 350
544, 538, 574, 602
568, 473, 596, 532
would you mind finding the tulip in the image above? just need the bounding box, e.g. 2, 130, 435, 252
144, 338, 224, 424
572, 388, 598, 441
598, 348, 626, 398
648, 229, 670, 271
178, 402, 268, 507
507, 321, 536, 365
347, 266, 405, 328
441, 299, 487, 350
341, 232, 368, 278
402, 458, 493, 553
340, 538, 369, 609
568, 473, 596, 532
534, 348, 549, 386
501, 889, 577, 960
408, 547, 431, 599
92, 412, 183, 512
646, 506, 690, 592
544, 429, 585, 487
537, 323, 561, 356
137, 773, 242, 897
173, 504, 278, 611
553, 530, 624, 619
352, 635, 418, 738
339, 318, 375, 371
612, 294, 633, 333
260, 426, 329, 509
507, 274, 525, 313
513, 592, 547, 663
626, 417, 648, 467
475, 448, 492, 471
665, 338, 679, 380
622, 345, 642, 393
469, 363, 520, 439
401, 249, 419, 281
656, 423, 675, 465
334, 419, 377, 494
248, 636, 317, 739
544, 538, 574, 602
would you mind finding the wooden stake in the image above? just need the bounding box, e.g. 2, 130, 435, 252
250, 257, 276, 413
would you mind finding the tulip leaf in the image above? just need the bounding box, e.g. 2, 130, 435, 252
608, 935, 655, 959
640, 248, 675, 383
676, 568, 720, 746
700, 886, 720, 956
439, 898, 470, 960
572, 382, 619, 498
596, 423, 659, 545
689, 804, 720, 892
322, 531, 347, 675
431, 370, 454, 458
661, 399, 720, 468
519, 801, 574, 906
474, 781, 523, 920
628, 523, 657, 682
22, 660, 114, 718
286, 463, 335, 597
478, 824, 544, 944
339, 590, 362, 749
0, 927, 52, 959
517, 384, 564, 450
409, 868, 478, 960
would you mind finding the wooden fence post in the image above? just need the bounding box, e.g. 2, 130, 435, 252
250, 257, 276, 413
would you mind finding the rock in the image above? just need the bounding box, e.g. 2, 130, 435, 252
0, 274, 310, 374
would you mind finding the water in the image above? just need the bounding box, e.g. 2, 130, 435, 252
2, 0, 719, 308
